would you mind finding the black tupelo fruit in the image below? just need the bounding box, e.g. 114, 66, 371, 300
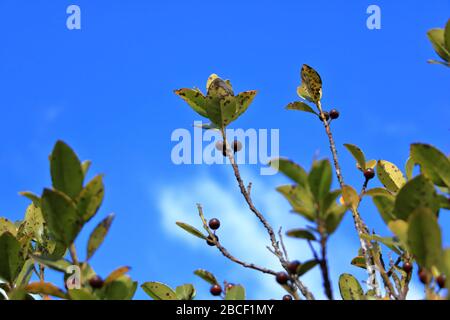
364, 168, 375, 180
329, 109, 340, 119
276, 272, 289, 285
208, 218, 221, 230
210, 284, 222, 296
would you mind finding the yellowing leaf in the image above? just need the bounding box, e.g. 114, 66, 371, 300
342, 185, 359, 211
376, 160, 406, 193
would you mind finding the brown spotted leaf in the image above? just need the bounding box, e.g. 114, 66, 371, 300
86, 214, 115, 260
174, 88, 208, 118
141, 282, 178, 300
300, 64, 322, 103
376, 160, 406, 193
104, 266, 131, 285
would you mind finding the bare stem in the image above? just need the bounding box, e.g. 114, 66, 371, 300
197, 204, 278, 275
317, 221, 333, 300
316, 101, 379, 294
220, 129, 315, 300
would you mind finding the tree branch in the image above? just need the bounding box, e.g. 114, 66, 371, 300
316, 101, 379, 295
220, 129, 315, 300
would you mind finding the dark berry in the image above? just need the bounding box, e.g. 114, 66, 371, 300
329, 109, 340, 119
418, 269, 430, 285
364, 168, 375, 180
210, 284, 222, 296
89, 275, 104, 289
282, 294, 293, 300
402, 262, 413, 274
437, 275, 446, 289
206, 235, 219, 246
276, 272, 289, 285
233, 140, 242, 153
215, 140, 228, 157
208, 218, 221, 230
287, 260, 301, 274
319, 112, 330, 122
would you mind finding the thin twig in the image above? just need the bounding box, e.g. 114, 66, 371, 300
221, 129, 315, 300
317, 220, 333, 300
278, 228, 289, 261
197, 204, 278, 276
316, 102, 379, 295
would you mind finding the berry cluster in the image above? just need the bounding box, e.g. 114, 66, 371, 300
319, 109, 339, 122
215, 140, 242, 157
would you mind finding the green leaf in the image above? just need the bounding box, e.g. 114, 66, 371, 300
76, 175, 105, 222
297, 82, 313, 102
364, 188, 392, 197
233, 90, 257, 121
205, 78, 237, 128
14, 259, 34, 287
297, 260, 319, 277
102, 275, 137, 300
410, 143, 450, 188
18, 191, 41, 206
18, 203, 44, 243
342, 185, 359, 211
81, 160, 92, 178
269, 158, 309, 188
141, 282, 178, 300
438, 195, 450, 209
407, 207, 442, 270
324, 204, 347, 234
175, 222, 206, 240
308, 160, 332, 206
445, 19, 450, 52
69, 289, 98, 300
225, 285, 245, 300
344, 144, 366, 171
0, 218, 17, 237
0, 232, 25, 283
175, 284, 196, 300
286, 229, 316, 241
174, 88, 208, 118
351, 256, 366, 269
376, 160, 406, 193
30, 254, 72, 273
285, 101, 317, 115
338, 274, 364, 300
193, 269, 218, 285
276, 185, 316, 221
427, 28, 450, 62
26, 282, 67, 299
300, 64, 322, 103
50, 140, 84, 198
405, 157, 415, 181
321, 189, 342, 216
104, 266, 131, 285
393, 175, 439, 221
372, 195, 396, 225
361, 234, 402, 255
87, 214, 115, 260
387, 220, 409, 248
41, 188, 82, 247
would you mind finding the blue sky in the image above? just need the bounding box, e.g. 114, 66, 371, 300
0, 0, 449, 299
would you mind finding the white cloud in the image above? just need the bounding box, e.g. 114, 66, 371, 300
156, 166, 427, 300
157, 166, 328, 299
